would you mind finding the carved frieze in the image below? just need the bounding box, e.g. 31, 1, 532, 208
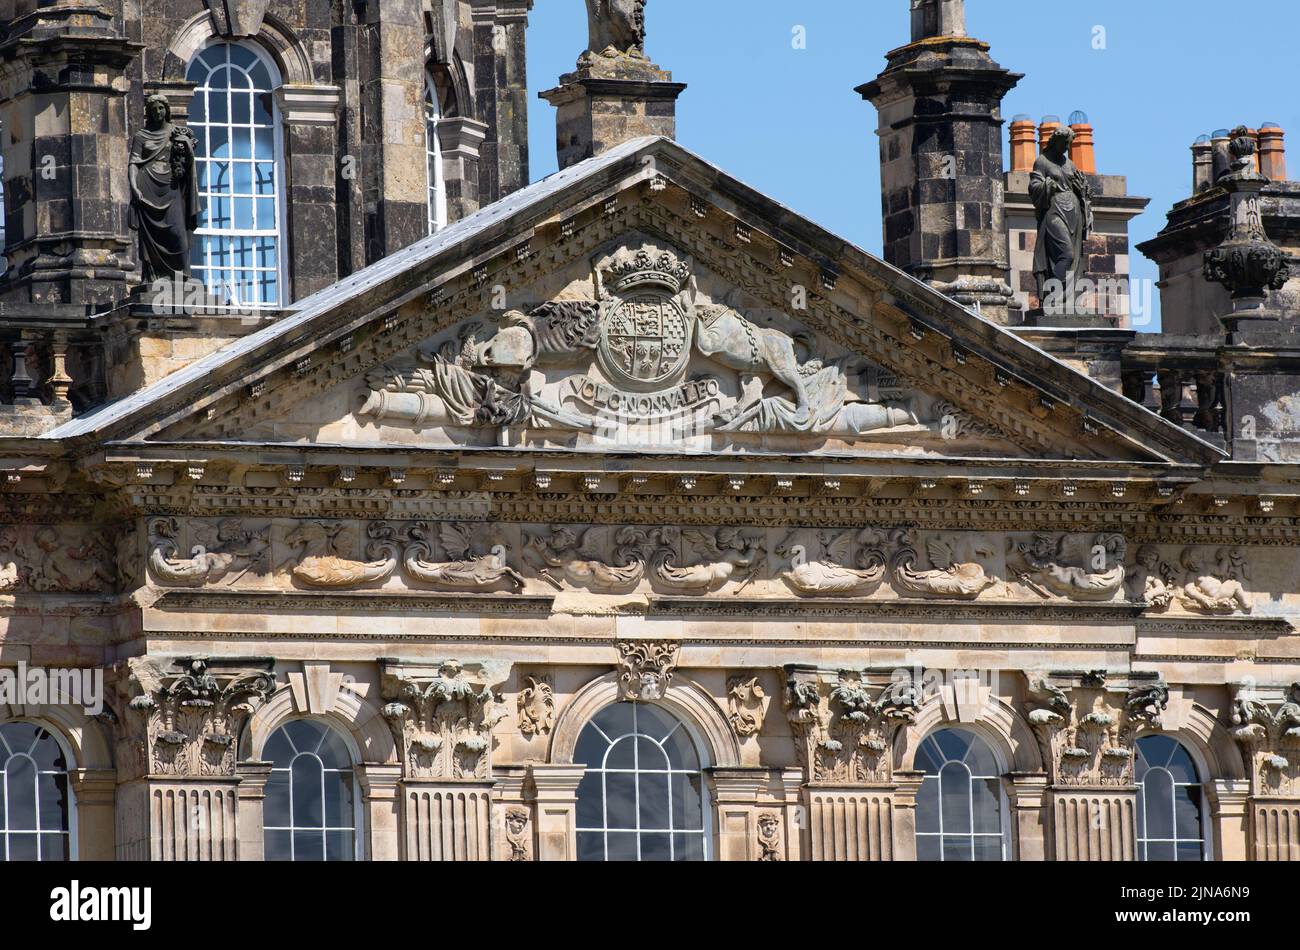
1007, 533, 1126, 601
147, 517, 269, 586
380, 659, 509, 780
785, 667, 918, 785
0, 525, 115, 593
1023, 672, 1169, 786
617, 641, 679, 701
652, 526, 765, 594
524, 525, 653, 592
1129, 545, 1252, 615
777, 530, 889, 597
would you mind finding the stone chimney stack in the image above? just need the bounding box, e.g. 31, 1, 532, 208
540, 1, 685, 170
858, 0, 1023, 323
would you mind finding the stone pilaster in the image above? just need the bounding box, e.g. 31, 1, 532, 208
857, 11, 1022, 323
1008, 771, 1049, 861
709, 767, 800, 861
1206, 778, 1250, 861
527, 763, 585, 861
0, 2, 140, 307
805, 784, 901, 861
234, 760, 272, 861
357, 0, 429, 262
471, 0, 533, 199
1049, 787, 1138, 861
437, 117, 490, 222
68, 767, 117, 861
1024, 671, 1169, 860
277, 84, 344, 300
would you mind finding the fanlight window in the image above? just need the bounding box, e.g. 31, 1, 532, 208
425, 75, 447, 234
1135, 734, 1205, 861
186, 41, 284, 309
263, 719, 356, 861
915, 727, 1006, 861
575, 702, 707, 861
0, 722, 71, 861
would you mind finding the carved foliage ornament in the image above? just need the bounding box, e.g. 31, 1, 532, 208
518, 675, 555, 737
785, 668, 918, 785
380, 660, 508, 780
727, 675, 770, 738
1231, 682, 1300, 796
114, 656, 275, 780
617, 641, 679, 701
1023, 672, 1168, 786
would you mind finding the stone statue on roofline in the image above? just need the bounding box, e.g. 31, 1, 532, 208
128, 94, 202, 284
1030, 124, 1094, 314
585, 0, 647, 59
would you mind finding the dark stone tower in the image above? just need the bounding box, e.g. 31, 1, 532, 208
857, 0, 1022, 323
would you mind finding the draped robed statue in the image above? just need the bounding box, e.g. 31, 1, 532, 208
1030, 125, 1094, 311
129, 94, 202, 283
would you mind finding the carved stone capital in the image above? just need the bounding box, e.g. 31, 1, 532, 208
1022, 671, 1168, 787
379, 659, 510, 780
1230, 682, 1300, 797
111, 656, 276, 780
784, 665, 918, 786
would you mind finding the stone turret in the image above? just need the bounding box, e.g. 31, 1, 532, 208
858, 0, 1022, 323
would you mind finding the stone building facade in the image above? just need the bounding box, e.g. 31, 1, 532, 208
1, 0, 1300, 863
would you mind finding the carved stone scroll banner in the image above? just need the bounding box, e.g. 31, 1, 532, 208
617, 641, 679, 701
380, 659, 510, 780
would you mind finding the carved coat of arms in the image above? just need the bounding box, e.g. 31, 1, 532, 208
596, 246, 694, 391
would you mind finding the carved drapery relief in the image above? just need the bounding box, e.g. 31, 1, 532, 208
1024, 672, 1169, 786
110, 656, 275, 780
0, 525, 115, 593
1231, 683, 1300, 796
357, 237, 951, 450
517, 675, 555, 737
1128, 545, 1252, 615
785, 667, 918, 785
380, 660, 509, 780
617, 641, 679, 701
727, 675, 770, 738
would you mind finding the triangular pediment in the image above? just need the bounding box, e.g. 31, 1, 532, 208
45, 137, 1220, 469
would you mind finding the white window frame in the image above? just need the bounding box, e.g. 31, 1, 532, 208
425, 74, 448, 234
1135, 734, 1208, 862
187, 39, 289, 310
0, 720, 75, 862
262, 718, 361, 862
914, 726, 1010, 862
574, 701, 711, 862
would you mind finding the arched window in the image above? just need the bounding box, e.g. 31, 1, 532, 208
1135, 734, 1205, 861
263, 719, 356, 861
425, 75, 447, 234
186, 41, 285, 309
915, 727, 1006, 861
0, 722, 71, 861
574, 702, 707, 861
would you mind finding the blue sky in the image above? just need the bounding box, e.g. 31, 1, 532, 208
525, 0, 1299, 329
